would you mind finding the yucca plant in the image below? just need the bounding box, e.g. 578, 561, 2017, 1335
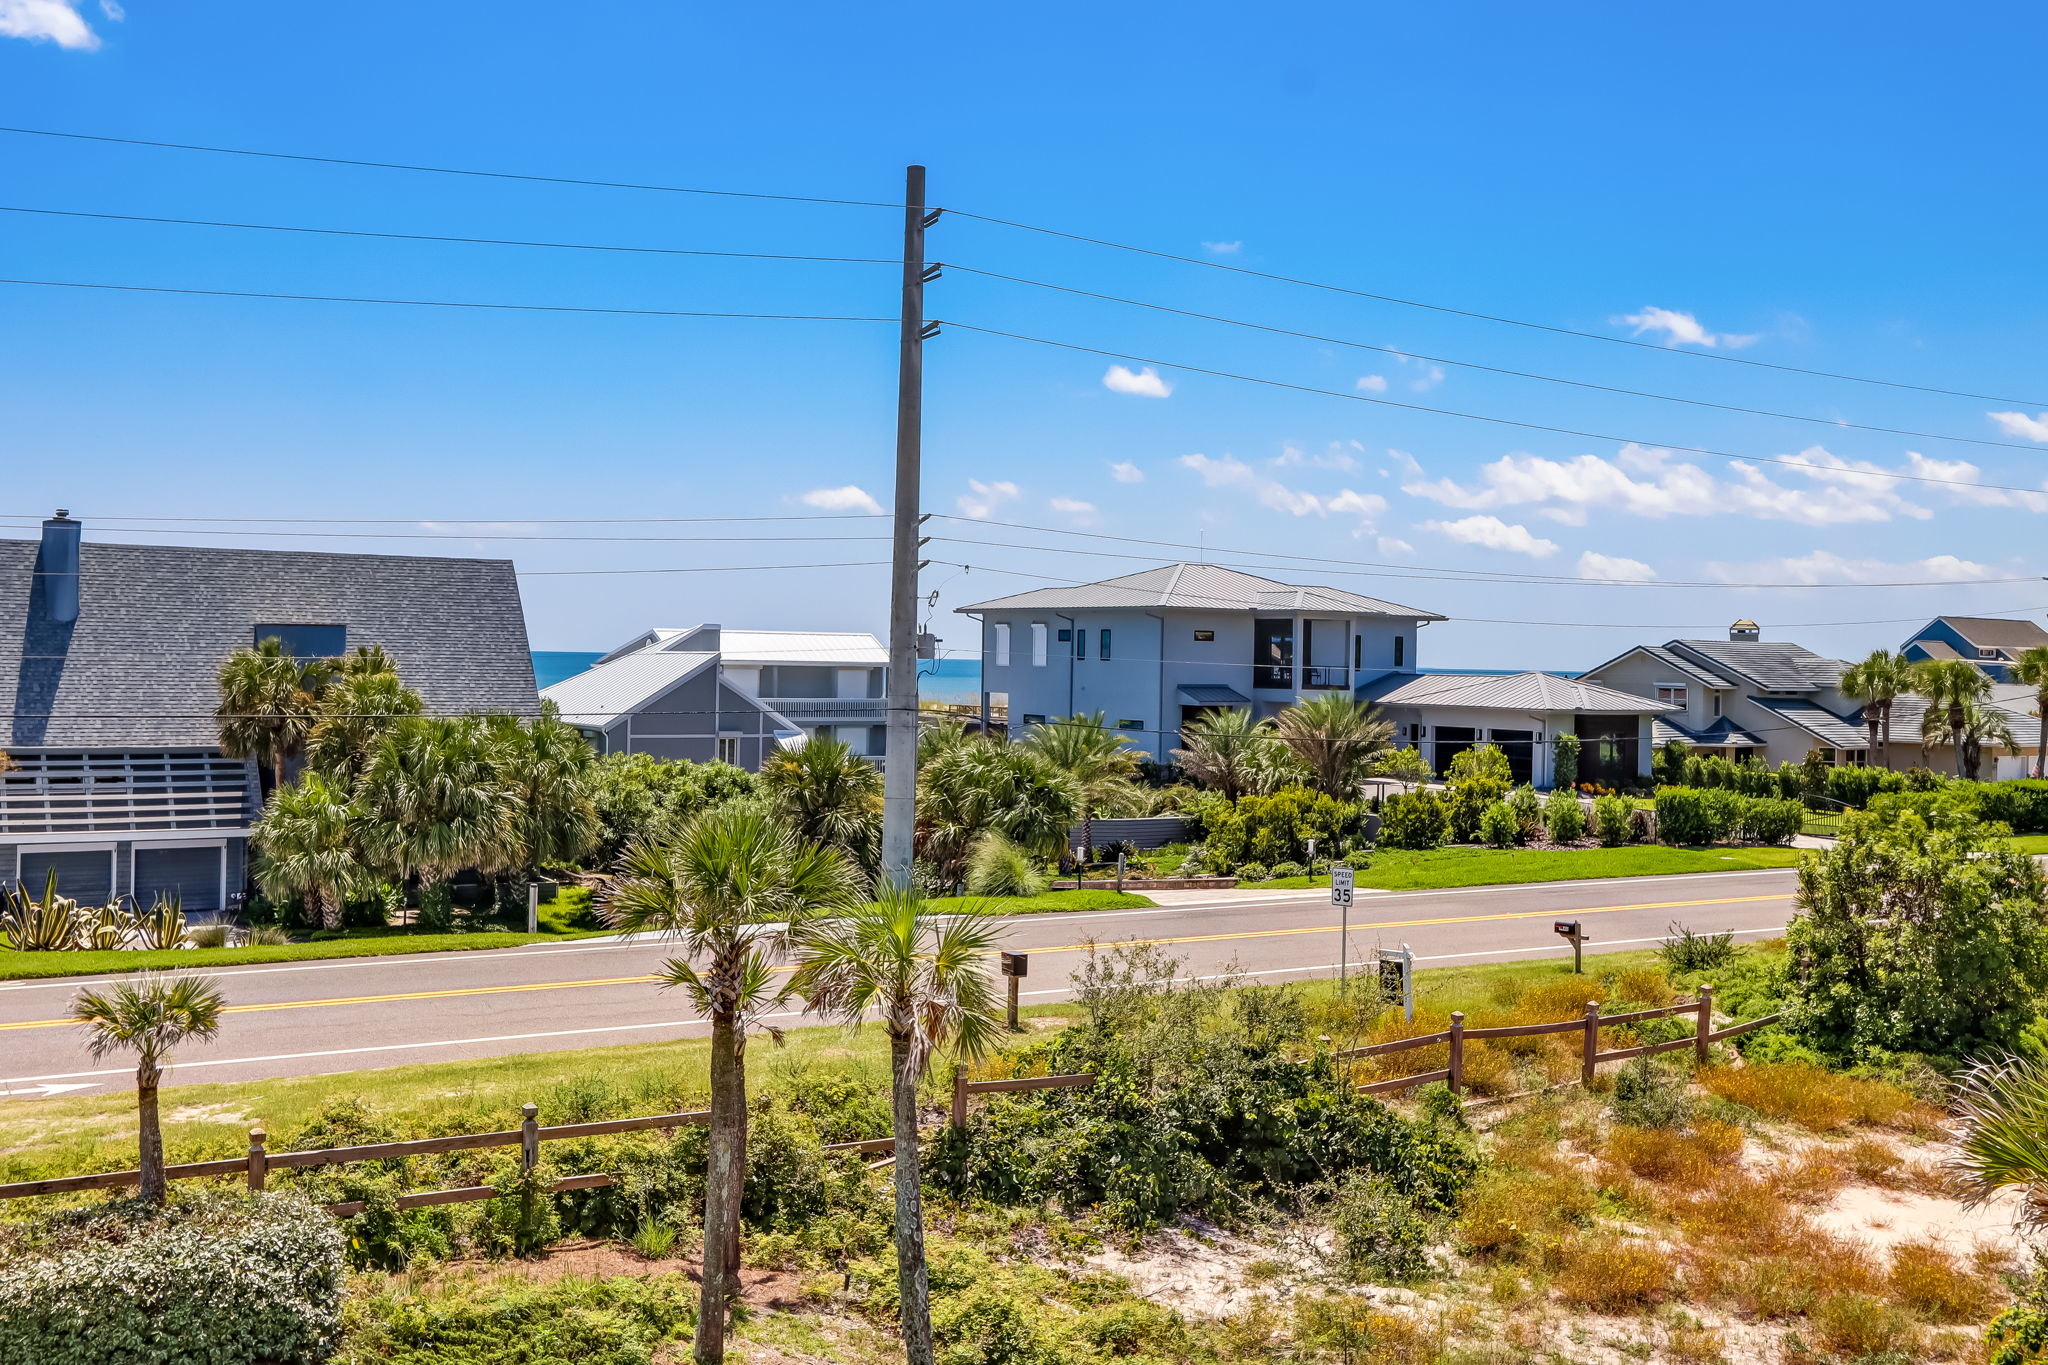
1950, 1054, 2048, 1228
2, 870, 81, 951
132, 895, 189, 951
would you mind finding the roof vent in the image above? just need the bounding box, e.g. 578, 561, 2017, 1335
1729, 619, 1759, 642
39, 510, 81, 625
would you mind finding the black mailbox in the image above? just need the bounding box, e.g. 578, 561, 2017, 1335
1000, 951, 1029, 978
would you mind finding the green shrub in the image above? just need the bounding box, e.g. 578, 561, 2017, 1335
1506, 783, 1542, 834
1552, 732, 1580, 789
1824, 764, 1910, 809
1543, 788, 1586, 843
345, 1271, 696, 1365
1234, 861, 1270, 882
1659, 922, 1737, 973
1609, 1056, 1694, 1129
1379, 790, 1449, 850
1447, 776, 1508, 843
1447, 744, 1513, 785
1266, 861, 1306, 880
1738, 796, 1803, 845
1197, 787, 1363, 867
966, 831, 1048, 897
1327, 1171, 1436, 1283
1478, 802, 1520, 849
0, 1192, 344, 1365
1593, 793, 1634, 846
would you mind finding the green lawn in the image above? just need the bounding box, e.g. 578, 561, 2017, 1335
1999, 834, 2048, 855
1240, 843, 1805, 892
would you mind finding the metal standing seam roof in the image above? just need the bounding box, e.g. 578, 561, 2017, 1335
714, 629, 888, 666
539, 650, 718, 724
956, 562, 1443, 620
0, 536, 538, 749
1362, 671, 1680, 714
1747, 696, 1868, 748
1176, 683, 1253, 705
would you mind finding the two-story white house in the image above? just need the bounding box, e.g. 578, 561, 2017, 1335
957, 563, 1444, 761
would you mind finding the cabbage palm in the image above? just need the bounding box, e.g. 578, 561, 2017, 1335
1915, 659, 1994, 778
1955, 701, 2019, 782
2011, 646, 2048, 779
1022, 712, 1141, 861
1950, 1054, 2048, 1229
1839, 648, 1913, 770
69, 973, 225, 1204
252, 770, 373, 930
788, 890, 1005, 1365
356, 716, 514, 893
487, 702, 600, 874
1273, 693, 1395, 799
600, 806, 860, 1365
1171, 707, 1283, 802
915, 737, 1080, 884
759, 732, 883, 872
335, 643, 400, 678
215, 639, 331, 795
306, 668, 424, 784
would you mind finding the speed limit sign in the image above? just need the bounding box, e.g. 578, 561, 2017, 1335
1330, 864, 1354, 908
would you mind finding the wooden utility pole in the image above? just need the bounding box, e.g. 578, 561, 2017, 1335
882, 164, 939, 887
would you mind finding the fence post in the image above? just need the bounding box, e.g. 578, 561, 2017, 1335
520, 1103, 539, 1172
246, 1126, 267, 1193
1581, 1001, 1601, 1086
1447, 1012, 1465, 1096
950, 1064, 969, 1129
1695, 984, 1715, 1065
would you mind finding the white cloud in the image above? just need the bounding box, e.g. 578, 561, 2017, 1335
98, 0, 121, 16
1576, 551, 1657, 582
1612, 305, 1759, 349
1177, 453, 1256, 487
1176, 452, 1384, 527
1048, 496, 1098, 524
1271, 442, 1360, 472
1990, 411, 2048, 443
799, 484, 885, 516
1706, 551, 2000, 586
956, 479, 1021, 519
1356, 374, 1388, 393
1107, 460, 1144, 484
1408, 364, 1445, 392
0, 0, 101, 46
1421, 514, 1559, 558
1377, 536, 1415, 556
1202, 240, 1243, 255
1327, 490, 1388, 518
1103, 364, 1172, 398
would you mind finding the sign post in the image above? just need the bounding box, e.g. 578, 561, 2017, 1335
1554, 920, 1587, 974
1330, 864, 1355, 992
526, 881, 540, 935
1115, 851, 1126, 892
1000, 951, 1028, 1032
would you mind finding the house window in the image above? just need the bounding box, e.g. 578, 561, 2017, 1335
1193, 630, 1215, 642
1981, 648, 2000, 660
1030, 622, 1048, 668
993, 623, 1010, 667
1076, 628, 1087, 661
1057, 628, 1072, 642
253, 624, 346, 659
1252, 618, 1293, 688
1713, 694, 1721, 716
1117, 719, 1142, 731
1393, 635, 1405, 668
868, 725, 887, 755
1099, 629, 1112, 661
866, 668, 885, 698
1354, 636, 1362, 669
1655, 684, 1688, 707
716, 736, 740, 765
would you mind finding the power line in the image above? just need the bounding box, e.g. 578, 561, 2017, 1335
0, 126, 904, 210
940, 320, 2048, 501
0, 204, 899, 266
518, 560, 889, 577
0, 277, 894, 323
0, 522, 891, 544
943, 209, 2048, 409
945, 263, 2044, 454
0, 512, 886, 525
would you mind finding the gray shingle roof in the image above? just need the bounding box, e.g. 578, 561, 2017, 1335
1, 536, 538, 748
1667, 639, 1847, 692
1652, 716, 1768, 748
1748, 696, 1867, 748
957, 563, 1443, 620
1362, 671, 1677, 715
1921, 616, 2048, 652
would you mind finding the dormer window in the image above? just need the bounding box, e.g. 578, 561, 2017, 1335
1980, 648, 2000, 660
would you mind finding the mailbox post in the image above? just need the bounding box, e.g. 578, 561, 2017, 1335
1554, 919, 1587, 974
1330, 864, 1355, 992
1000, 951, 1028, 1031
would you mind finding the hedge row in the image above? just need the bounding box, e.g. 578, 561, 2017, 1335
1653, 787, 1804, 846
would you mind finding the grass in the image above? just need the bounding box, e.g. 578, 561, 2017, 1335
941, 889, 1154, 915
1998, 833, 2048, 854
1239, 843, 1804, 892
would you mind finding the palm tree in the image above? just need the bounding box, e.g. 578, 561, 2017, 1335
69, 973, 225, 1204
600, 806, 861, 1365
1022, 712, 1141, 862
487, 703, 600, 876
1956, 701, 2019, 782
915, 737, 1080, 886
1914, 658, 1994, 778
1272, 693, 1395, 799
1171, 707, 1282, 802
335, 643, 400, 678
306, 669, 424, 784
215, 639, 331, 795
2011, 646, 2048, 779
1839, 648, 1913, 770
1950, 1053, 2048, 1229
759, 732, 884, 871
356, 716, 514, 897
252, 771, 373, 930
788, 890, 1006, 1365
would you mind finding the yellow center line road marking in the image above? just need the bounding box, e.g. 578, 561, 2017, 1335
0, 892, 1791, 1032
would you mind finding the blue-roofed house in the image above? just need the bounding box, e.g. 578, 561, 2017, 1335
1899, 616, 2048, 682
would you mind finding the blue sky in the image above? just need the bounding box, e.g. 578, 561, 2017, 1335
5, 2, 2048, 671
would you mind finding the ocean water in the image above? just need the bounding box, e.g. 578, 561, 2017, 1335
531, 651, 985, 701
532, 651, 605, 690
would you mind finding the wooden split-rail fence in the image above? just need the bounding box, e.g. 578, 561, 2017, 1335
0, 991, 1777, 1214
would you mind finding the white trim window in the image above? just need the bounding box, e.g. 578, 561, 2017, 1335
1030, 622, 1048, 668
993, 623, 1011, 668
716, 736, 740, 765
1655, 683, 1688, 707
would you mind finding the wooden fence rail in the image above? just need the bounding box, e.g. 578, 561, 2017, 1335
0, 994, 1780, 1211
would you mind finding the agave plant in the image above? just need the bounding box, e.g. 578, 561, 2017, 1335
2, 871, 81, 951
132, 895, 189, 952
77, 902, 134, 951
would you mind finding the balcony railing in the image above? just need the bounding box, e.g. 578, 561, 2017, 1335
1303, 666, 1350, 690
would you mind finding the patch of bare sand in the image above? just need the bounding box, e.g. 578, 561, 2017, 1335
1082, 1219, 1288, 1318
166, 1103, 251, 1125
1812, 1176, 2027, 1255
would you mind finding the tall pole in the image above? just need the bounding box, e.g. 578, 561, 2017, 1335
881, 164, 934, 887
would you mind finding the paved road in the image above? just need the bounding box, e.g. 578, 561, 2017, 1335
0, 868, 1798, 1097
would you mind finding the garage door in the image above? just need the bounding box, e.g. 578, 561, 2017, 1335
133, 846, 224, 914
17, 850, 114, 906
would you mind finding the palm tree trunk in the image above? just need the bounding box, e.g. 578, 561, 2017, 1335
1880, 702, 1894, 771
320, 885, 344, 933
1081, 808, 1095, 864
694, 1011, 744, 1365
271, 752, 288, 798
136, 1062, 166, 1205
1953, 706, 1969, 779
2037, 689, 2047, 779
890, 1029, 936, 1365
1864, 716, 1879, 771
